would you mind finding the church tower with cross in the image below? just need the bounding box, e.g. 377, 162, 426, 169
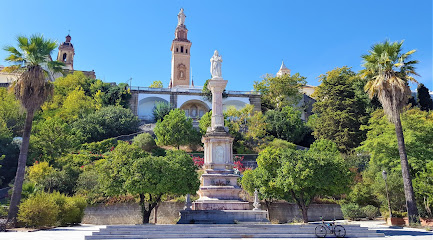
57, 34, 75, 70
170, 8, 192, 88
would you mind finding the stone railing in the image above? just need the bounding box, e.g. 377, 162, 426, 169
129, 86, 259, 95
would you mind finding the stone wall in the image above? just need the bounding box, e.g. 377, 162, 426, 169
82, 202, 342, 225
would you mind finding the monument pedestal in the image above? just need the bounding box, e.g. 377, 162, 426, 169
178, 209, 269, 224
178, 53, 268, 224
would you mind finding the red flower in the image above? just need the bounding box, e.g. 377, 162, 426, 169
192, 156, 204, 167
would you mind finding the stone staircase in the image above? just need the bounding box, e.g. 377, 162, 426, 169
85, 224, 385, 239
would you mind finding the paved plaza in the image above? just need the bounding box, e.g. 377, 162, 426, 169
0, 221, 432, 240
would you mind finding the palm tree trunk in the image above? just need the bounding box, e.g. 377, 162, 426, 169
394, 114, 419, 224
7, 109, 35, 227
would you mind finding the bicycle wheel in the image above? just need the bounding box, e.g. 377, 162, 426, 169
315, 225, 327, 238
333, 225, 346, 238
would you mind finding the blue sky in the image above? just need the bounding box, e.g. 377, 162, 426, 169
0, 0, 431, 91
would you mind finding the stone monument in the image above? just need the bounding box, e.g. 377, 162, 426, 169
178, 51, 268, 224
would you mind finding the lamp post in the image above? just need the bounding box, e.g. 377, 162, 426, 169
382, 170, 392, 222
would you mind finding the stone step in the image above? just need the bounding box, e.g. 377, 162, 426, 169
85, 224, 385, 239
86, 233, 385, 239
103, 224, 367, 230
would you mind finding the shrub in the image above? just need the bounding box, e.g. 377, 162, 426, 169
81, 138, 118, 154
17, 192, 87, 228
341, 203, 364, 220
132, 133, 156, 152
75, 170, 102, 203
62, 195, 87, 225
362, 205, 378, 219
73, 106, 139, 143
153, 101, 172, 122
18, 192, 59, 227
27, 161, 54, 184
267, 138, 296, 150
0, 206, 8, 218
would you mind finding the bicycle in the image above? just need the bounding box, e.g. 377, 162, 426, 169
315, 216, 346, 238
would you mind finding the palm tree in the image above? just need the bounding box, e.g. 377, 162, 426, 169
360, 40, 419, 224
3, 34, 64, 226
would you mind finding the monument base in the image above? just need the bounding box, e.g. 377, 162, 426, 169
178, 210, 269, 224
193, 200, 250, 210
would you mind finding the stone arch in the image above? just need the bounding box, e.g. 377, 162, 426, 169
138, 97, 169, 122
179, 99, 210, 120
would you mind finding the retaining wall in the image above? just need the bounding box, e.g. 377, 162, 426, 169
82, 202, 343, 225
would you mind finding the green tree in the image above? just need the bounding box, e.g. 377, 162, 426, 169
149, 80, 163, 88
99, 143, 199, 223
29, 117, 83, 164
58, 87, 96, 121
413, 161, 433, 218
241, 146, 288, 219
198, 110, 212, 135
264, 106, 307, 144
312, 67, 368, 152
202, 79, 227, 102
101, 83, 131, 108
152, 101, 172, 122
132, 133, 156, 152
0, 88, 25, 135
360, 40, 420, 223
73, 106, 139, 143
253, 73, 306, 110
309, 139, 339, 155
417, 83, 433, 111
225, 105, 267, 140
358, 108, 433, 217
0, 120, 20, 187
3, 34, 64, 225
277, 148, 351, 223
154, 109, 197, 149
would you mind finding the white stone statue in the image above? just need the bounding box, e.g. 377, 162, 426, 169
210, 50, 222, 79
177, 8, 186, 26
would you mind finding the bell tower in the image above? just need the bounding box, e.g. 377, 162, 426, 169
276, 60, 291, 77
170, 8, 191, 88
57, 35, 75, 70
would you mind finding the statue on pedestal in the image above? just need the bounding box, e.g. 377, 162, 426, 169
177, 8, 186, 26
210, 50, 222, 79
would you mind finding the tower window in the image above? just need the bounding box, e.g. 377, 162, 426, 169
186, 49, 188, 53
176, 48, 178, 52
62, 53, 67, 62
181, 46, 184, 53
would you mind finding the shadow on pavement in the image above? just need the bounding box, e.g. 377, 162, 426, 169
377, 229, 433, 236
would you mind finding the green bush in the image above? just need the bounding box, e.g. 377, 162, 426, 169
132, 133, 156, 152
18, 192, 59, 227
0, 206, 8, 218
62, 195, 87, 225
17, 192, 87, 228
362, 205, 378, 219
81, 138, 118, 154
341, 203, 364, 220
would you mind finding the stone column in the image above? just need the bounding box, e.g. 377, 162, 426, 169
207, 79, 227, 131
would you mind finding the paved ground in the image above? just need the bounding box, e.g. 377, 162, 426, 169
0, 220, 432, 240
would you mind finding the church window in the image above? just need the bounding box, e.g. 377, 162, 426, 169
181, 46, 184, 53
176, 48, 178, 52
186, 48, 188, 54
62, 53, 67, 62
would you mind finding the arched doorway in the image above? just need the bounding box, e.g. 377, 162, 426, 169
179, 100, 210, 120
